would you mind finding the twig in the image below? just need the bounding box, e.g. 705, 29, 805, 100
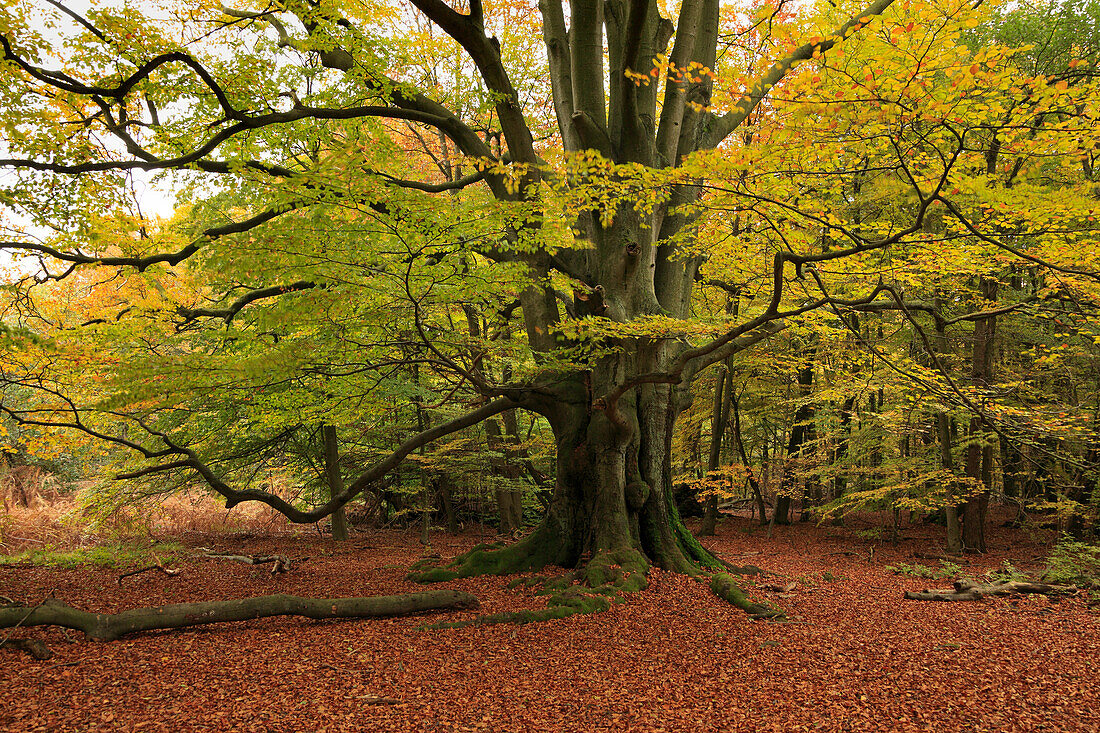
40, 660, 81, 670
118, 563, 181, 585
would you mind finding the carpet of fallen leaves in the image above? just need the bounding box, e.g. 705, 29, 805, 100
2, 514, 1097, 732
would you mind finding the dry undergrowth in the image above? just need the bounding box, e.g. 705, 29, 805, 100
1, 487, 295, 558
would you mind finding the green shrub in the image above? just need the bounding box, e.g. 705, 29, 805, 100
982, 561, 1029, 584
886, 560, 960, 580
1044, 535, 1100, 585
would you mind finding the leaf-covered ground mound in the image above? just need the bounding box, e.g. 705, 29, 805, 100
2, 516, 1097, 732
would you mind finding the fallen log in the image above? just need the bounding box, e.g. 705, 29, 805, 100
0, 638, 52, 660
0, 590, 479, 642
904, 579, 1077, 602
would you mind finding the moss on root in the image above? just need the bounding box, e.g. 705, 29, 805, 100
406, 529, 561, 583
411, 567, 460, 583
408, 521, 780, 627
709, 573, 785, 619
535, 572, 577, 595
411, 542, 647, 629
423, 587, 613, 630
581, 549, 650, 592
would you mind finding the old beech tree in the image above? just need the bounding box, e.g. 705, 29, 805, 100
5, 0, 1093, 598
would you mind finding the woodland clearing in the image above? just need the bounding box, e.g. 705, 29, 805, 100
1, 509, 1097, 733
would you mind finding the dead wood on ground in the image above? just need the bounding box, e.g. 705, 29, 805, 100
204, 553, 294, 573
904, 579, 1077, 602
0, 590, 479, 642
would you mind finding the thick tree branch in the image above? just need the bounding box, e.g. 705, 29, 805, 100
2, 201, 305, 276
180, 397, 521, 522
176, 281, 318, 324
0, 37, 241, 118
704, 0, 898, 148
406, 0, 539, 172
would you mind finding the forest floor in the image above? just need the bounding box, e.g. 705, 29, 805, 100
1, 511, 1097, 733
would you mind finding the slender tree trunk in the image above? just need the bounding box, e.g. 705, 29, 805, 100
730, 392, 767, 524
776, 347, 816, 525
323, 425, 349, 541
436, 477, 459, 534
699, 366, 729, 536
487, 418, 524, 535
701, 293, 739, 535
962, 278, 998, 552
501, 409, 526, 532
929, 299, 963, 553
829, 395, 857, 525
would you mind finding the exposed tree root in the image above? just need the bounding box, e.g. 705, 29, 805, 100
708, 573, 785, 619
904, 579, 1079, 602
424, 589, 615, 630
410, 532, 781, 627
411, 539, 657, 627
0, 591, 479, 642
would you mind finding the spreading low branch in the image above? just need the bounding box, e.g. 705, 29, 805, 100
0, 591, 479, 642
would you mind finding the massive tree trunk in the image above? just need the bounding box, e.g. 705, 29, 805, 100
434, 349, 726, 581
541, 362, 718, 574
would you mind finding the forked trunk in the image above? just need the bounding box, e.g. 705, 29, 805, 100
445, 356, 722, 580
532, 376, 718, 573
